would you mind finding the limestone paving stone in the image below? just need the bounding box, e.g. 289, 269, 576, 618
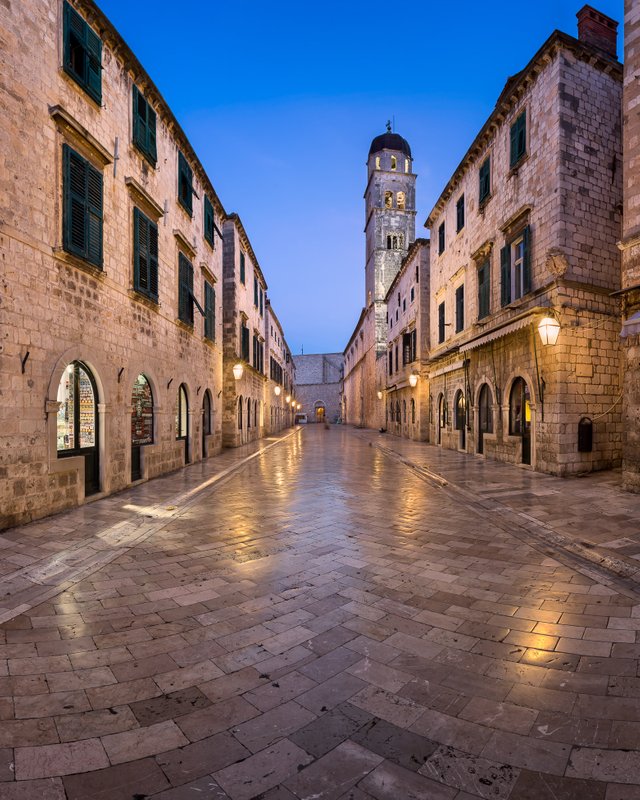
62, 757, 171, 799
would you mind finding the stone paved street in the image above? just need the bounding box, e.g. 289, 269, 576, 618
1, 426, 640, 799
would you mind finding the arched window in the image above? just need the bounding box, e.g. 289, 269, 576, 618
397, 191, 406, 210
238, 396, 243, 429
202, 390, 212, 436
403, 399, 407, 423
391, 156, 397, 171
395, 400, 401, 423
405, 158, 409, 173
375, 156, 381, 169
247, 397, 251, 429
454, 390, 466, 431
57, 361, 100, 494
411, 398, 416, 424
254, 400, 258, 428
131, 374, 153, 481
478, 383, 493, 455
384, 191, 393, 208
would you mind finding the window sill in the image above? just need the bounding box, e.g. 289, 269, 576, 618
59, 68, 102, 110
177, 199, 193, 220
508, 153, 529, 177
130, 289, 160, 310
53, 248, 105, 278
176, 319, 194, 333
131, 141, 157, 170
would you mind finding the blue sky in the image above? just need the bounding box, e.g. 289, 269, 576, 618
99, 0, 623, 354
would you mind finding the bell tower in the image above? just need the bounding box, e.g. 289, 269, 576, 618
364, 124, 416, 353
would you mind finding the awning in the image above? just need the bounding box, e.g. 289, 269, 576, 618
459, 315, 534, 352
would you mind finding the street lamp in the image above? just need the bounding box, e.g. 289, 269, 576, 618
409, 371, 419, 388
233, 363, 243, 381
538, 316, 560, 346
377, 390, 383, 400
274, 385, 281, 396
285, 395, 291, 403
297, 403, 301, 410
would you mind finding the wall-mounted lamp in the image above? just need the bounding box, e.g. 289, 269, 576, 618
409, 371, 419, 388
274, 385, 281, 396
538, 316, 560, 346
296, 403, 301, 410
233, 363, 244, 381
377, 390, 383, 400
285, 395, 291, 403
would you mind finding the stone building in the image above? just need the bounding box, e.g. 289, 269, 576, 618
620, 0, 640, 491
384, 239, 430, 440
266, 303, 295, 432
343, 128, 417, 428
221, 215, 268, 447
426, 6, 622, 475
0, 0, 227, 528
293, 353, 343, 423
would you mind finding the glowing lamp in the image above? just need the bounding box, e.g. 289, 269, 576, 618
274, 385, 281, 396
377, 390, 383, 400
409, 372, 419, 388
285, 395, 291, 403
233, 363, 244, 380
538, 317, 560, 346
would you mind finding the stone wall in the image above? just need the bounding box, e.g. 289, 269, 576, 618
293, 353, 343, 423
0, 0, 225, 528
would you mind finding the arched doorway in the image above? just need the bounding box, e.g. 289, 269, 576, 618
437, 394, 445, 445
131, 374, 153, 481
202, 390, 212, 457
454, 390, 466, 450
176, 383, 190, 463
57, 361, 99, 495
510, 377, 531, 465
477, 384, 493, 454
314, 401, 326, 423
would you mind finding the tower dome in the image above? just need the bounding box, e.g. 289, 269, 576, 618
369, 130, 412, 158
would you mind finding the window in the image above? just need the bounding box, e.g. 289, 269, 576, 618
178, 152, 193, 215
456, 196, 465, 233
63, 144, 103, 268
509, 377, 531, 436
204, 280, 215, 341
477, 260, 490, 320
402, 330, 417, 364
387, 235, 401, 250
63, 2, 102, 104
238, 396, 243, 429
259, 288, 264, 316
176, 384, 188, 439
204, 195, 215, 247
132, 86, 157, 166
391, 156, 397, 171
402, 298, 406, 312
479, 156, 491, 204
500, 226, 531, 306
510, 111, 527, 168
394, 345, 399, 372
178, 253, 194, 326
397, 191, 406, 210
411, 398, 415, 424
388, 350, 393, 375
455, 284, 464, 333
410, 287, 415, 303
415, 265, 419, 282
384, 191, 393, 208
133, 208, 158, 301
375, 156, 381, 169
405, 159, 409, 173
438, 301, 445, 343
252, 335, 264, 373
438, 222, 445, 255
240, 321, 250, 361
240, 252, 246, 284
254, 276, 259, 307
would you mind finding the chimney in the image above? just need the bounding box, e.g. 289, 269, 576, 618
576, 5, 618, 59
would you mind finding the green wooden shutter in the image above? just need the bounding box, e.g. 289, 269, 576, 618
522, 225, 531, 294
240, 252, 245, 283
500, 245, 511, 306
204, 281, 214, 340
85, 25, 102, 103
204, 196, 214, 246
63, 144, 87, 258
86, 162, 103, 267
149, 222, 158, 299
133, 207, 142, 291
178, 153, 193, 215
147, 106, 157, 164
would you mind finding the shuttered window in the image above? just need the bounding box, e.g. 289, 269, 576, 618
479, 157, 491, 204
478, 260, 490, 320
510, 111, 527, 168
63, 144, 103, 268
240, 252, 246, 284
204, 195, 215, 247
63, 2, 102, 104
502, 225, 531, 305
456, 195, 465, 233
438, 222, 445, 255
254, 277, 259, 307
455, 285, 464, 333
241, 323, 250, 361
133, 208, 158, 300
178, 253, 194, 325
204, 280, 215, 341
438, 302, 445, 343
178, 152, 193, 215
132, 86, 157, 166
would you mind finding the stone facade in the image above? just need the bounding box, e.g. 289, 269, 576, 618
620, 0, 640, 491
266, 303, 295, 432
0, 0, 294, 529
384, 239, 431, 440
426, 10, 623, 476
343, 130, 417, 429
293, 353, 343, 423
221, 216, 268, 447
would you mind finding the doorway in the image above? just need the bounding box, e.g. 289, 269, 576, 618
176, 383, 190, 463
56, 361, 99, 495
455, 390, 466, 451
202, 390, 212, 457
315, 401, 326, 423
477, 383, 493, 455
509, 377, 531, 465
131, 374, 153, 481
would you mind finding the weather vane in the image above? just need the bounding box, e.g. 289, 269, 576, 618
386, 120, 392, 132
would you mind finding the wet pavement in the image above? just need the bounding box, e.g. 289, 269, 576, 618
0, 425, 639, 799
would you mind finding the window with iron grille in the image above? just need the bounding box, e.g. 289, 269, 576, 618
63, 144, 103, 268
63, 2, 101, 104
